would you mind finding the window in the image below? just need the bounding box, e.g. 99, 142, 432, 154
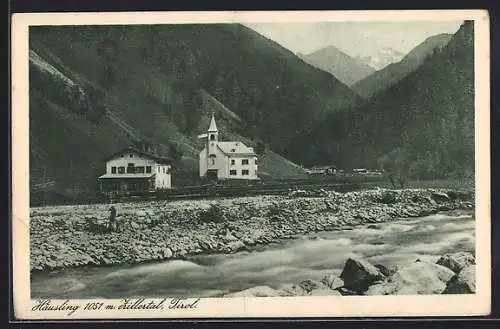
210, 134, 215, 141
135, 166, 145, 173
146, 166, 152, 173
111, 166, 117, 174
130, 154, 134, 158
231, 149, 236, 152
118, 167, 125, 174
242, 159, 249, 165
230, 170, 237, 175
211, 159, 215, 165
255, 158, 258, 165
127, 163, 135, 173
242, 169, 249, 175
231, 159, 235, 165
163, 167, 165, 173
158, 167, 160, 173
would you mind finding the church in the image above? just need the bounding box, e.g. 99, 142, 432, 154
198, 115, 259, 181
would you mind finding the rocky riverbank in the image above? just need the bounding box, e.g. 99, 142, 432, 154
224, 251, 476, 297
30, 188, 474, 273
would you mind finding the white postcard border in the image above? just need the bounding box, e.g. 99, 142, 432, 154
11, 9, 491, 319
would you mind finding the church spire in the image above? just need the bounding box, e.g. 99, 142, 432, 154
208, 113, 218, 132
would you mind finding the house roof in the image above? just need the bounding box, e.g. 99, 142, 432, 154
217, 141, 256, 156
98, 173, 156, 179
103, 146, 172, 164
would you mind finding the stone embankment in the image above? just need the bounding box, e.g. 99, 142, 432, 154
224, 251, 476, 297
30, 188, 474, 273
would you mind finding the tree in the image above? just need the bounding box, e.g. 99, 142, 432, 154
168, 142, 184, 172
378, 148, 411, 188
254, 140, 266, 157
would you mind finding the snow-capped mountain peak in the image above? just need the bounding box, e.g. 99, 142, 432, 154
358, 47, 405, 70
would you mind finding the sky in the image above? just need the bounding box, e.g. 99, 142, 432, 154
245, 21, 463, 58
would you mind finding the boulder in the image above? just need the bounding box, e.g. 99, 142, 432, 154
431, 192, 450, 203
340, 257, 385, 292
226, 240, 246, 253
276, 283, 308, 296
241, 237, 256, 246
374, 264, 397, 277
310, 288, 342, 296
161, 247, 173, 259
321, 273, 344, 290
224, 286, 279, 297
298, 279, 322, 293
442, 265, 476, 294
365, 260, 456, 295
337, 287, 360, 296
136, 210, 148, 217
436, 252, 475, 274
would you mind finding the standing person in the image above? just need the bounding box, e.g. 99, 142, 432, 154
109, 206, 117, 232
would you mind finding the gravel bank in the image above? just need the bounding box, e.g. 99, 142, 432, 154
30, 188, 474, 273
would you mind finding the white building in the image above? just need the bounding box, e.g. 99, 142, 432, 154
199, 115, 258, 181
98, 146, 172, 195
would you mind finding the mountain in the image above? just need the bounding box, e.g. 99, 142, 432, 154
352, 33, 453, 99
301, 21, 474, 180
356, 48, 405, 70
298, 45, 376, 86
28, 24, 361, 203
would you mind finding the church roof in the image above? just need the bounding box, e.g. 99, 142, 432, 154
217, 141, 256, 156
208, 114, 218, 132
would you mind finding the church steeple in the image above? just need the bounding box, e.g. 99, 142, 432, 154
207, 114, 219, 159
208, 113, 218, 132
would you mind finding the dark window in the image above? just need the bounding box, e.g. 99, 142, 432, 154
242, 169, 249, 175
130, 154, 134, 158
135, 166, 145, 173
146, 166, 152, 173
210, 134, 215, 141
127, 163, 135, 173
211, 159, 215, 165
231, 159, 235, 165
242, 159, 249, 165
230, 170, 237, 175
111, 166, 117, 174
231, 149, 236, 152
255, 158, 258, 165
118, 167, 125, 174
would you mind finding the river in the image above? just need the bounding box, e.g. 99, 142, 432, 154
31, 212, 475, 298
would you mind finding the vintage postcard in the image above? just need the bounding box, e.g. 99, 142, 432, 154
12, 10, 491, 319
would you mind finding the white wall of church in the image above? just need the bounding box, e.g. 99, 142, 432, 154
226, 156, 258, 180
199, 147, 258, 180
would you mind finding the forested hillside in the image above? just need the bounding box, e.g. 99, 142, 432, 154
301, 21, 474, 182
29, 24, 361, 201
